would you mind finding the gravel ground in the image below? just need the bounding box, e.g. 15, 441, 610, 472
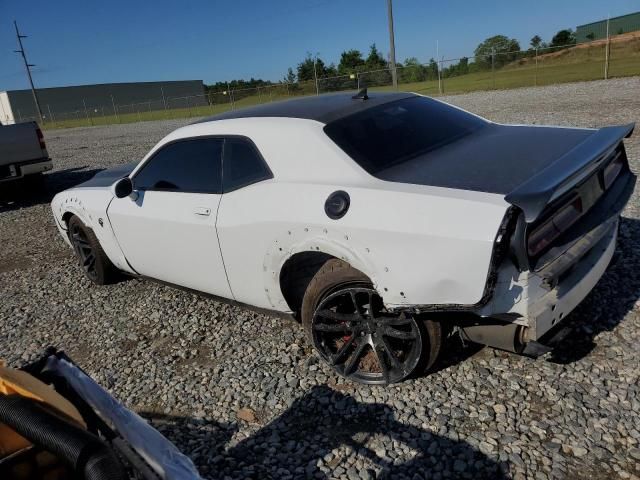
2, 77, 640, 480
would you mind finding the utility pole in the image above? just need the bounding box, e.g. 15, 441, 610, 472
386, 0, 398, 88
13, 21, 43, 124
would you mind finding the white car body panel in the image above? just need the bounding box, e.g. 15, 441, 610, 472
107, 190, 232, 298
51, 188, 134, 274
218, 180, 507, 310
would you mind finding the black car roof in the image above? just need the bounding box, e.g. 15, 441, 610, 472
193, 91, 417, 125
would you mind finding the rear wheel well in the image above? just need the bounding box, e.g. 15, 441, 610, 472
62, 211, 74, 227
279, 251, 337, 318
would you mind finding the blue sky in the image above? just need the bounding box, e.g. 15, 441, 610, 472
0, 0, 637, 90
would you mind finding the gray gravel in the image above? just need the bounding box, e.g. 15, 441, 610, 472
2, 77, 640, 480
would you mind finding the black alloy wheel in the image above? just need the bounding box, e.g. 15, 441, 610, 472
311, 286, 423, 385
69, 222, 98, 282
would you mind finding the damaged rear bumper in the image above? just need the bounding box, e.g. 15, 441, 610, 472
478, 169, 634, 344
523, 220, 616, 341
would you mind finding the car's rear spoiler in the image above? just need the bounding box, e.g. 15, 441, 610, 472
505, 122, 635, 222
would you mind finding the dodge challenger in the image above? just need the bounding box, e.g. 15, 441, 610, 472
51, 90, 636, 384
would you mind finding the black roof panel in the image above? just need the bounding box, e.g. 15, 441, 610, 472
193, 91, 416, 125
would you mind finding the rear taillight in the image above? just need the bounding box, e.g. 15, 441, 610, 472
527, 197, 583, 256
602, 154, 623, 190
36, 127, 46, 150
527, 220, 559, 257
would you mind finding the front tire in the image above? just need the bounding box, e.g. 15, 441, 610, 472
67, 215, 118, 285
301, 259, 442, 385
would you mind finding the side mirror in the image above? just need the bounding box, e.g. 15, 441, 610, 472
113, 177, 133, 198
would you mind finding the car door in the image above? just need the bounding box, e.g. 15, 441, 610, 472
107, 137, 233, 299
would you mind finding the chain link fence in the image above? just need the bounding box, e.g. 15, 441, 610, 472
16, 32, 640, 129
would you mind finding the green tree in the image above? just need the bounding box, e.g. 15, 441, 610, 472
297, 54, 329, 82
530, 35, 542, 49
426, 58, 439, 79
325, 63, 338, 77
473, 35, 521, 70
338, 49, 365, 74
550, 29, 576, 49
398, 57, 426, 82
446, 57, 469, 77
205, 78, 272, 102
585, 32, 595, 41
283, 67, 296, 84
365, 43, 387, 70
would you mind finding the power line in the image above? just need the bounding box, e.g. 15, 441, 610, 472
13, 20, 43, 124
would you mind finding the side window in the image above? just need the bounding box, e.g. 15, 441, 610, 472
134, 138, 223, 193
222, 138, 272, 192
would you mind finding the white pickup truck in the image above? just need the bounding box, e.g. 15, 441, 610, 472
0, 120, 52, 184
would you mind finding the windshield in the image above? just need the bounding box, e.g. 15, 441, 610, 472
323, 96, 487, 174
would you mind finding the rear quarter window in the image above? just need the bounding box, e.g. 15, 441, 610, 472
222, 138, 272, 192
323, 96, 486, 174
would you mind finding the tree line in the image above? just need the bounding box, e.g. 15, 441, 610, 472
204, 28, 579, 94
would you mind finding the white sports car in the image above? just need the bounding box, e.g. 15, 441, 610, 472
51, 90, 636, 384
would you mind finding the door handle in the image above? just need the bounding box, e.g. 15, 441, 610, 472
193, 207, 211, 216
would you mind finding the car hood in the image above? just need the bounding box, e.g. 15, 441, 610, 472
376, 123, 593, 195
74, 162, 138, 189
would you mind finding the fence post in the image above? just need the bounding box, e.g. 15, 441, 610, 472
604, 16, 611, 79
534, 48, 538, 86
47, 103, 53, 128
111, 95, 120, 123
226, 82, 235, 110
491, 48, 496, 89
82, 99, 92, 126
